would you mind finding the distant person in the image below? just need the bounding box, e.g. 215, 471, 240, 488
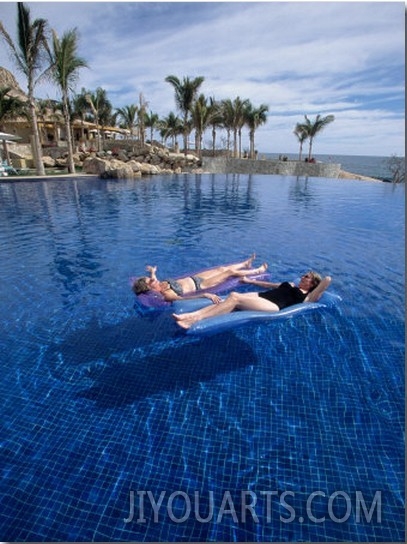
132, 255, 268, 302
173, 272, 332, 329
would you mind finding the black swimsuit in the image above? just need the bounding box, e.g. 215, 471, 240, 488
258, 282, 307, 310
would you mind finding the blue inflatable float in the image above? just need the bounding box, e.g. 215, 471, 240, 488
172, 292, 342, 336
131, 268, 270, 313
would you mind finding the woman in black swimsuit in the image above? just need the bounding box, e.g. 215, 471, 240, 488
173, 272, 332, 329
132, 255, 268, 302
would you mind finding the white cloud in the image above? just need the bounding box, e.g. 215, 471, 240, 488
0, 1, 404, 156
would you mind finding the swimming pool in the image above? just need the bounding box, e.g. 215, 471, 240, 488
0, 174, 404, 542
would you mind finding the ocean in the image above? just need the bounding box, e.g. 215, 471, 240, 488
263, 153, 403, 181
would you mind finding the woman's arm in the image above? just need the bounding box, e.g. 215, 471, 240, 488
163, 291, 222, 304
304, 276, 332, 303
241, 277, 281, 289
146, 265, 158, 281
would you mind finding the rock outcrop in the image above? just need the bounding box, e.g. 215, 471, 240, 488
9, 141, 203, 177
338, 170, 382, 182
0, 67, 27, 101
79, 143, 202, 178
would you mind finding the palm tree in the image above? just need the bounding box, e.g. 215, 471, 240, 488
84, 93, 99, 149
221, 99, 234, 156
96, 88, 114, 146
208, 97, 223, 156
116, 104, 138, 141
0, 2, 50, 175
222, 97, 250, 158
293, 123, 308, 161
72, 89, 91, 142
190, 93, 214, 156
159, 111, 183, 149
165, 75, 204, 152
138, 93, 148, 146
145, 110, 159, 143
298, 114, 335, 160
245, 102, 269, 159
36, 98, 50, 142
50, 28, 88, 173
37, 98, 63, 144
85, 87, 112, 151
235, 97, 250, 158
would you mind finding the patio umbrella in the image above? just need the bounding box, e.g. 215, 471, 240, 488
0, 131, 21, 165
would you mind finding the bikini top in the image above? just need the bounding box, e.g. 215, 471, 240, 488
163, 278, 184, 296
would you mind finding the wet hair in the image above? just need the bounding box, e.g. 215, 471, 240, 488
132, 277, 150, 295
307, 271, 322, 292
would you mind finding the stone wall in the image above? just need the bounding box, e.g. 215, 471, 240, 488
202, 157, 341, 178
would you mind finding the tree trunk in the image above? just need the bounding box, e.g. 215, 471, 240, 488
249, 130, 255, 159
183, 130, 188, 154
29, 97, 45, 176
182, 113, 188, 154
233, 129, 238, 158
63, 93, 75, 174
2, 139, 11, 165
195, 129, 199, 155
308, 138, 313, 160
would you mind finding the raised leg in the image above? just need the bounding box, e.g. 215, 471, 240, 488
194, 254, 257, 282
199, 263, 268, 290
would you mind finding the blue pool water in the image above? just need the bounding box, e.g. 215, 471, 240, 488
0, 174, 404, 542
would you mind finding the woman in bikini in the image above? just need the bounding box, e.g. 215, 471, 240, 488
173, 272, 332, 329
131, 254, 268, 303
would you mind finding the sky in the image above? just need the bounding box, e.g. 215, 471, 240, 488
0, 1, 405, 156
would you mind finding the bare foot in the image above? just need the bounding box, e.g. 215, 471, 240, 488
244, 253, 256, 268
256, 263, 268, 274
172, 313, 194, 329
175, 320, 191, 330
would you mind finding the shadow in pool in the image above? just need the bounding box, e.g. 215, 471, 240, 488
45, 311, 175, 369
75, 333, 257, 407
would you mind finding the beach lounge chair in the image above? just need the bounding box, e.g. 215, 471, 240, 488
0, 161, 18, 176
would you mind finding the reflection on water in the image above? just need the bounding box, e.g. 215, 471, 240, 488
1, 173, 404, 322
1, 175, 262, 305
288, 176, 319, 210
1, 173, 404, 332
